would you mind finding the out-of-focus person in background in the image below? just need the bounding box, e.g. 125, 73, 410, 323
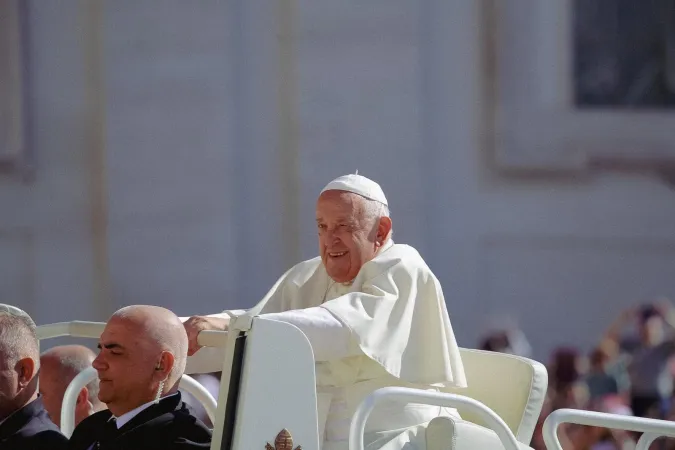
548, 346, 590, 411
0, 304, 68, 450
39, 345, 105, 428
478, 327, 533, 358
478, 314, 532, 358
601, 299, 675, 418
583, 346, 622, 403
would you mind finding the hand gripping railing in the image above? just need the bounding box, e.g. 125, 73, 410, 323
37, 321, 227, 436
543, 408, 675, 450
348, 387, 521, 450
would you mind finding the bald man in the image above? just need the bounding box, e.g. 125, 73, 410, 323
0, 304, 68, 450
68, 305, 211, 450
39, 345, 104, 428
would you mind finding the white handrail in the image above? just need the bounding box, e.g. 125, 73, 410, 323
348, 387, 521, 450
60, 367, 218, 437
178, 373, 219, 425
543, 408, 675, 450
61, 367, 97, 437
37, 321, 228, 348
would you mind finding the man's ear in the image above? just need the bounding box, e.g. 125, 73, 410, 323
15, 357, 36, 389
376, 216, 392, 245
154, 351, 175, 381
76, 387, 89, 408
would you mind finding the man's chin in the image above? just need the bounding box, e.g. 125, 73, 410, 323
326, 268, 351, 284
97, 388, 112, 405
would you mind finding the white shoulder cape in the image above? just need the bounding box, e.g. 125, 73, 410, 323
244, 241, 467, 388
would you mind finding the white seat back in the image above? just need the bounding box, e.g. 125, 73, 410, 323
210, 316, 320, 450
443, 349, 548, 444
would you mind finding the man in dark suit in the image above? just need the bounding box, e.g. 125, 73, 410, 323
0, 304, 69, 450
68, 305, 211, 450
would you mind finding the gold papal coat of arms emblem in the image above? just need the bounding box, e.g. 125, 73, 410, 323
265, 429, 301, 450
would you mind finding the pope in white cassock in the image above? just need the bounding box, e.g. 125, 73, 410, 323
183, 174, 467, 450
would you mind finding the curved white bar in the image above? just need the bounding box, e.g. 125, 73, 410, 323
197, 329, 229, 348
543, 409, 675, 450
348, 387, 521, 450
61, 367, 97, 437
68, 321, 106, 338
636, 432, 662, 450
179, 374, 218, 425
36, 322, 77, 340
60, 369, 218, 437
37, 321, 227, 347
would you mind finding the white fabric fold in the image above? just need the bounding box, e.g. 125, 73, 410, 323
244, 240, 466, 388
261, 307, 358, 361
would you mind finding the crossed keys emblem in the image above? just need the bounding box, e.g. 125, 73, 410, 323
265, 429, 301, 450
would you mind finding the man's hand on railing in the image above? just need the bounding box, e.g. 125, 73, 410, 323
183, 315, 230, 356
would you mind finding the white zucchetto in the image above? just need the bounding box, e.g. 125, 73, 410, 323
320, 173, 388, 206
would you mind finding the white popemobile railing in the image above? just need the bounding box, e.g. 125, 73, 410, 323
348, 387, 522, 450
543, 408, 675, 450
37, 321, 223, 437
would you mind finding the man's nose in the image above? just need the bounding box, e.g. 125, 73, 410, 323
325, 227, 340, 241
92, 354, 105, 371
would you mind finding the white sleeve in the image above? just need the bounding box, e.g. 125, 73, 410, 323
178, 310, 246, 322
215, 309, 247, 319
261, 307, 359, 361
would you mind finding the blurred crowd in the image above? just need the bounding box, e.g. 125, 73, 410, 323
480, 298, 675, 450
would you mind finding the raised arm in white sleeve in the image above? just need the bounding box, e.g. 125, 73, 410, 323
261, 307, 360, 361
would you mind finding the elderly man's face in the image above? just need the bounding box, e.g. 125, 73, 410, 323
316, 191, 388, 283
92, 317, 158, 413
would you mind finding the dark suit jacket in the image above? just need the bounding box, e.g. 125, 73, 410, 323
68, 392, 211, 450
0, 396, 69, 450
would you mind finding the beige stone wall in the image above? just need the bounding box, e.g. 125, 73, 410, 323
1, 0, 674, 358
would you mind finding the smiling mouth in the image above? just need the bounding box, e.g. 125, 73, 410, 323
328, 251, 348, 258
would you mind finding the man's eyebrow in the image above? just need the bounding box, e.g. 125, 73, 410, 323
97, 343, 125, 351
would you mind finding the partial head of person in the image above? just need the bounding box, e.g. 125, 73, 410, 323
92, 305, 188, 417
316, 173, 393, 283
588, 347, 611, 372
0, 304, 40, 422
638, 303, 666, 346
40, 345, 103, 427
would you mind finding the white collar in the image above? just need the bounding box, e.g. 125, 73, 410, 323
379, 239, 394, 253
112, 392, 179, 429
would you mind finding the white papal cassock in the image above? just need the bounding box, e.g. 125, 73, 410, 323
211, 239, 466, 449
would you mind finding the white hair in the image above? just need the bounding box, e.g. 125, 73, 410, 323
362, 198, 390, 220
360, 197, 393, 241
0, 307, 39, 370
